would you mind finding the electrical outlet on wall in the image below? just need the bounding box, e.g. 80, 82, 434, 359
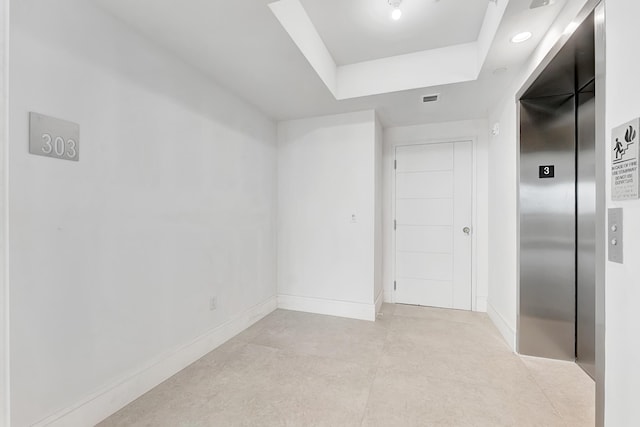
209, 296, 217, 311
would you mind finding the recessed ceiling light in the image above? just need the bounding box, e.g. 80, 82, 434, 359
511, 32, 533, 43
389, 0, 402, 20
530, 0, 555, 9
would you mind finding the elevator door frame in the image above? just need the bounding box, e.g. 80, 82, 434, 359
515, 1, 605, 426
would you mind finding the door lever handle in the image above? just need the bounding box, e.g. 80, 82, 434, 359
463, 227, 471, 235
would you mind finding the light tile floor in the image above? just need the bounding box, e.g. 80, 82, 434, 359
99, 304, 595, 426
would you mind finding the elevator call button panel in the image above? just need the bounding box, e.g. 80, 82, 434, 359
608, 208, 623, 264
539, 165, 555, 178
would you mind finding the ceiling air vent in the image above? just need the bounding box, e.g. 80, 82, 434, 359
422, 94, 440, 104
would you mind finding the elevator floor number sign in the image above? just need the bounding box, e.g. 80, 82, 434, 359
539, 165, 555, 178
612, 118, 639, 201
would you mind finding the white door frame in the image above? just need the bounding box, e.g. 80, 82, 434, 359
390, 137, 479, 311
0, 0, 9, 424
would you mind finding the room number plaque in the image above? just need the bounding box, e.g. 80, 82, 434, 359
29, 112, 79, 161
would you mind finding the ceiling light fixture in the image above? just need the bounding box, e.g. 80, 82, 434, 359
530, 0, 555, 9
389, 0, 402, 20
511, 31, 532, 43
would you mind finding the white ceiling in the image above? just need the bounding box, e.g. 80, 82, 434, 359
91, 0, 567, 127
299, 0, 487, 65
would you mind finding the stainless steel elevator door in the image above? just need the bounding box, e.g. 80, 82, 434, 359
519, 96, 576, 361
577, 82, 596, 378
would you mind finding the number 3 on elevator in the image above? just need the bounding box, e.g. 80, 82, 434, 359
539, 165, 555, 178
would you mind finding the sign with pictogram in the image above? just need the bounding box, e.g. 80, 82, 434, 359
612, 118, 639, 201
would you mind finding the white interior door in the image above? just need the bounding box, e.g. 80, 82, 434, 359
394, 141, 472, 310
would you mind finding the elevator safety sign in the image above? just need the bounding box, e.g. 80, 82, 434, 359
612, 118, 640, 201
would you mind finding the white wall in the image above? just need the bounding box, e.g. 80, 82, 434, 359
0, 0, 8, 424
487, 103, 519, 349
486, 0, 590, 349
604, 1, 640, 424
277, 110, 379, 321
382, 120, 490, 312
374, 115, 383, 311
8, 1, 277, 426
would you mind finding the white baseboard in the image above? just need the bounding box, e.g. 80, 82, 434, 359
35, 296, 278, 427
487, 302, 516, 351
476, 296, 488, 313
374, 289, 384, 315
277, 294, 376, 322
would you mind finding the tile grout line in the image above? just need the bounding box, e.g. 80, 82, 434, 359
519, 358, 571, 426
358, 312, 394, 427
